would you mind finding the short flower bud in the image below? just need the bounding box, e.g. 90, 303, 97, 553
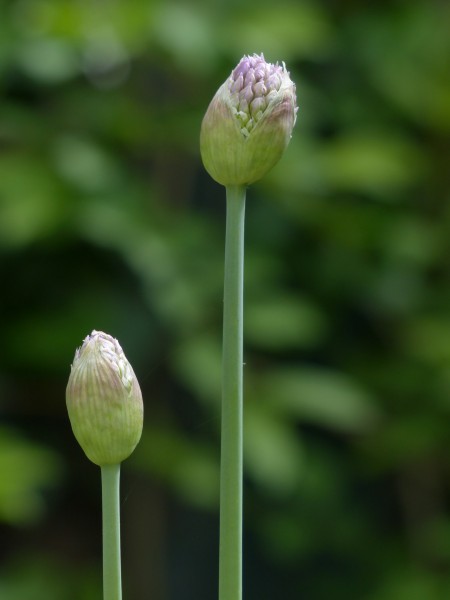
66, 330, 144, 466
200, 53, 298, 186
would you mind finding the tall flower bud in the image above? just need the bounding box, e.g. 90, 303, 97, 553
66, 330, 143, 466
200, 53, 297, 186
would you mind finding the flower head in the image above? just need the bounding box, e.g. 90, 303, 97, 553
66, 330, 143, 466
200, 53, 297, 186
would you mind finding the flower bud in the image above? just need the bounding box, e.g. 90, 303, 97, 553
200, 53, 298, 186
66, 330, 143, 466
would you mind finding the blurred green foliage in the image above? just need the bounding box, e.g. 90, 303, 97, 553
0, 427, 62, 523
1, 0, 450, 598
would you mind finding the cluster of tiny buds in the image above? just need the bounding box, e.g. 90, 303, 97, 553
76, 330, 133, 392
228, 53, 286, 137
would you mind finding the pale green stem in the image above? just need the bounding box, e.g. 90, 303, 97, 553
219, 184, 246, 600
101, 463, 122, 600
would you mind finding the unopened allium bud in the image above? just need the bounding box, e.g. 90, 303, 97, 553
66, 330, 143, 466
200, 53, 297, 186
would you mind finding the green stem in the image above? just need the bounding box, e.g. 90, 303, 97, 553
101, 463, 122, 600
219, 185, 246, 600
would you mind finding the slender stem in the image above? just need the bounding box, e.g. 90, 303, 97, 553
101, 463, 122, 600
219, 185, 246, 600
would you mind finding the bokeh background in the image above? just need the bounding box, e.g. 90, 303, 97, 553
1, 0, 450, 598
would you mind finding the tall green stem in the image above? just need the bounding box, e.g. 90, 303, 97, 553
219, 184, 246, 600
101, 463, 122, 600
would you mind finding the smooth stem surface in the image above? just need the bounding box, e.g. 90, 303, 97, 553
101, 463, 122, 600
219, 185, 246, 600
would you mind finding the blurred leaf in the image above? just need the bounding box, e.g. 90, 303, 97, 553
244, 405, 303, 495
0, 155, 68, 248
224, 4, 333, 61
381, 215, 442, 266
357, 3, 450, 132
0, 428, 62, 524
245, 294, 327, 351
0, 558, 99, 600
52, 135, 122, 192
405, 316, 450, 366
368, 567, 450, 600
153, 4, 217, 71
16, 38, 79, 82
135, 427, 219, 509
257, 367, 379, 432
319, 132, 427, 196
171, 334, 222, 406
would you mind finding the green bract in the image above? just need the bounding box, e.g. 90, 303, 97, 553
66, 330, 143, 466
200, 53, 297, 186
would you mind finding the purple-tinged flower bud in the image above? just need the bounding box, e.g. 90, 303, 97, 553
250, 97, 266, 118
66, 330, 143, 466
200, 53, 297, 186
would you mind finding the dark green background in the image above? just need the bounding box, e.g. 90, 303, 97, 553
1, 0, 450, 598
